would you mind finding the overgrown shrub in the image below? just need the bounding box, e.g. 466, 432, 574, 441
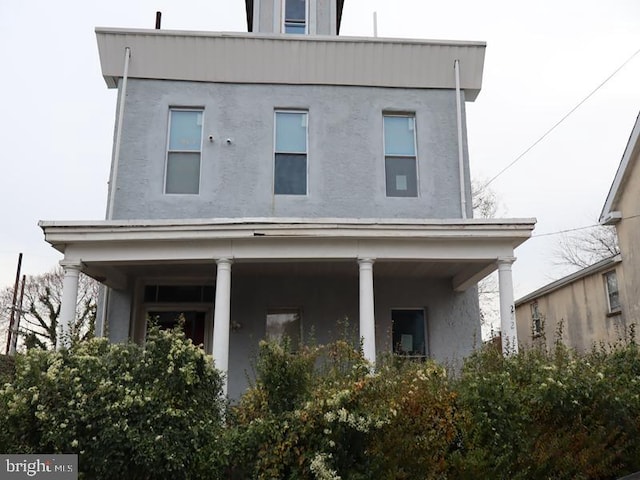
228, 339, 463, 479
453, 342, 640, 479
2, 326, 640, 479
0, 326, 225, 480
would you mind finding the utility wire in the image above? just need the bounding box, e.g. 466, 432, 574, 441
484, 46, 640, 188
530, 212, 640, 239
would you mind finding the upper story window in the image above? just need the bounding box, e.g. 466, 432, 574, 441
274, 110, 308, 195
165, 108, 203, 195
604, 270, 621, 313
283, 0, 307, 34
383, 114, 418, 197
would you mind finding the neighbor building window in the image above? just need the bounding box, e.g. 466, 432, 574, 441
604, 270, 621, 313
274, 110, 308, 195
383, 114, 418, 197
283, 0, 307, 34
392, 309, 427, 358
266, 308, 301, 348
165, 108, 203, 194
530, 301, 542, 337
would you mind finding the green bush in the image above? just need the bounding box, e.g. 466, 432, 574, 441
0, 326, 225, 480
2, 327, 640, 479
228, 339, 462, 479
453, 343, 640, 479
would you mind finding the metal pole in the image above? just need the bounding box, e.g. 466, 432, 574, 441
454, 59, 468, 219
5, 253, 22, 355
9, 275, 26, 355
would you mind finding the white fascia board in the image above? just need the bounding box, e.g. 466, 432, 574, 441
39, 218, 536, 247
599, 112, 640, 224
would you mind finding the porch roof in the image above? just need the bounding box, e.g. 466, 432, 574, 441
39, 217, 535, 292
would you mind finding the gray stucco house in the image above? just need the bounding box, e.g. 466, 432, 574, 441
40, 0, 534, 397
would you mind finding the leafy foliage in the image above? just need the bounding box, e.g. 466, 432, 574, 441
0, 326, 225, 479
1, 326, 639, 479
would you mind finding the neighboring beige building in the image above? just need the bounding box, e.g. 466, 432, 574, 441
515, 255, 625, 351
516, 111, 640, 351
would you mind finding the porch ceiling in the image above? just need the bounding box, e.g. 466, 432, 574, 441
39, 217, 536, 292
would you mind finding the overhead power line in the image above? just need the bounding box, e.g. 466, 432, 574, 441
530, 212, 640, 239
484, 46, 640, 188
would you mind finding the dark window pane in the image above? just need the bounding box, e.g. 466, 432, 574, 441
203, 286, 215, 302
392, 309, 426, 356
144, 285, 158, 302
385, 156, 417, 197
285, 0, 306, 21
166, 152, 200, 194
275, 153, 307, 194
157, 285, 203, 303
148, 311, 206, 347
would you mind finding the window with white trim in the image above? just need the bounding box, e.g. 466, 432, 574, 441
274, 110, 308, 195
266, 308, 301, 348
165, 108, 203, 194
383, 114, 418, 197
604, 270, 621, 313
392, 309, 427, 358
283, 0, 307, 34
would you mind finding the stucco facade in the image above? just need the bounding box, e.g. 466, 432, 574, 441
111, 80, 471, 220
40, 0, 535, 397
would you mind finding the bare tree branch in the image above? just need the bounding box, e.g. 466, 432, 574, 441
554, 225, 620, 270
1, 266, 99, 351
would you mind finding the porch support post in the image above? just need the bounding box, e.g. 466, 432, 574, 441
212, 258, 232, 395
497, 257, 518, 355
57, 261, 82, 350
358, 258, 376, 364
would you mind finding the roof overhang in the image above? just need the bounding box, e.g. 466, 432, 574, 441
599, 112, 640, 225
95, 28, 486, 100
40, 217, 535, 291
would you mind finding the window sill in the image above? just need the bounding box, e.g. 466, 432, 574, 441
606, 309, 622, 318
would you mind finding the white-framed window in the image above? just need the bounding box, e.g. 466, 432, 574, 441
274, 110, 308, 195
283, 0, 307, 34
530, 301, 542, 337
165, 108, 203, 194
604, 270, 621, 313
383, 114, 418, 197
266, 307, 302, 348
391, 309, 427, 358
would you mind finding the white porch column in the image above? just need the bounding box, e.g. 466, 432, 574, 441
212, 258, 232, 395
358, 258, 376, 364
498, 257, 518, 355
57, 262, 82, 350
